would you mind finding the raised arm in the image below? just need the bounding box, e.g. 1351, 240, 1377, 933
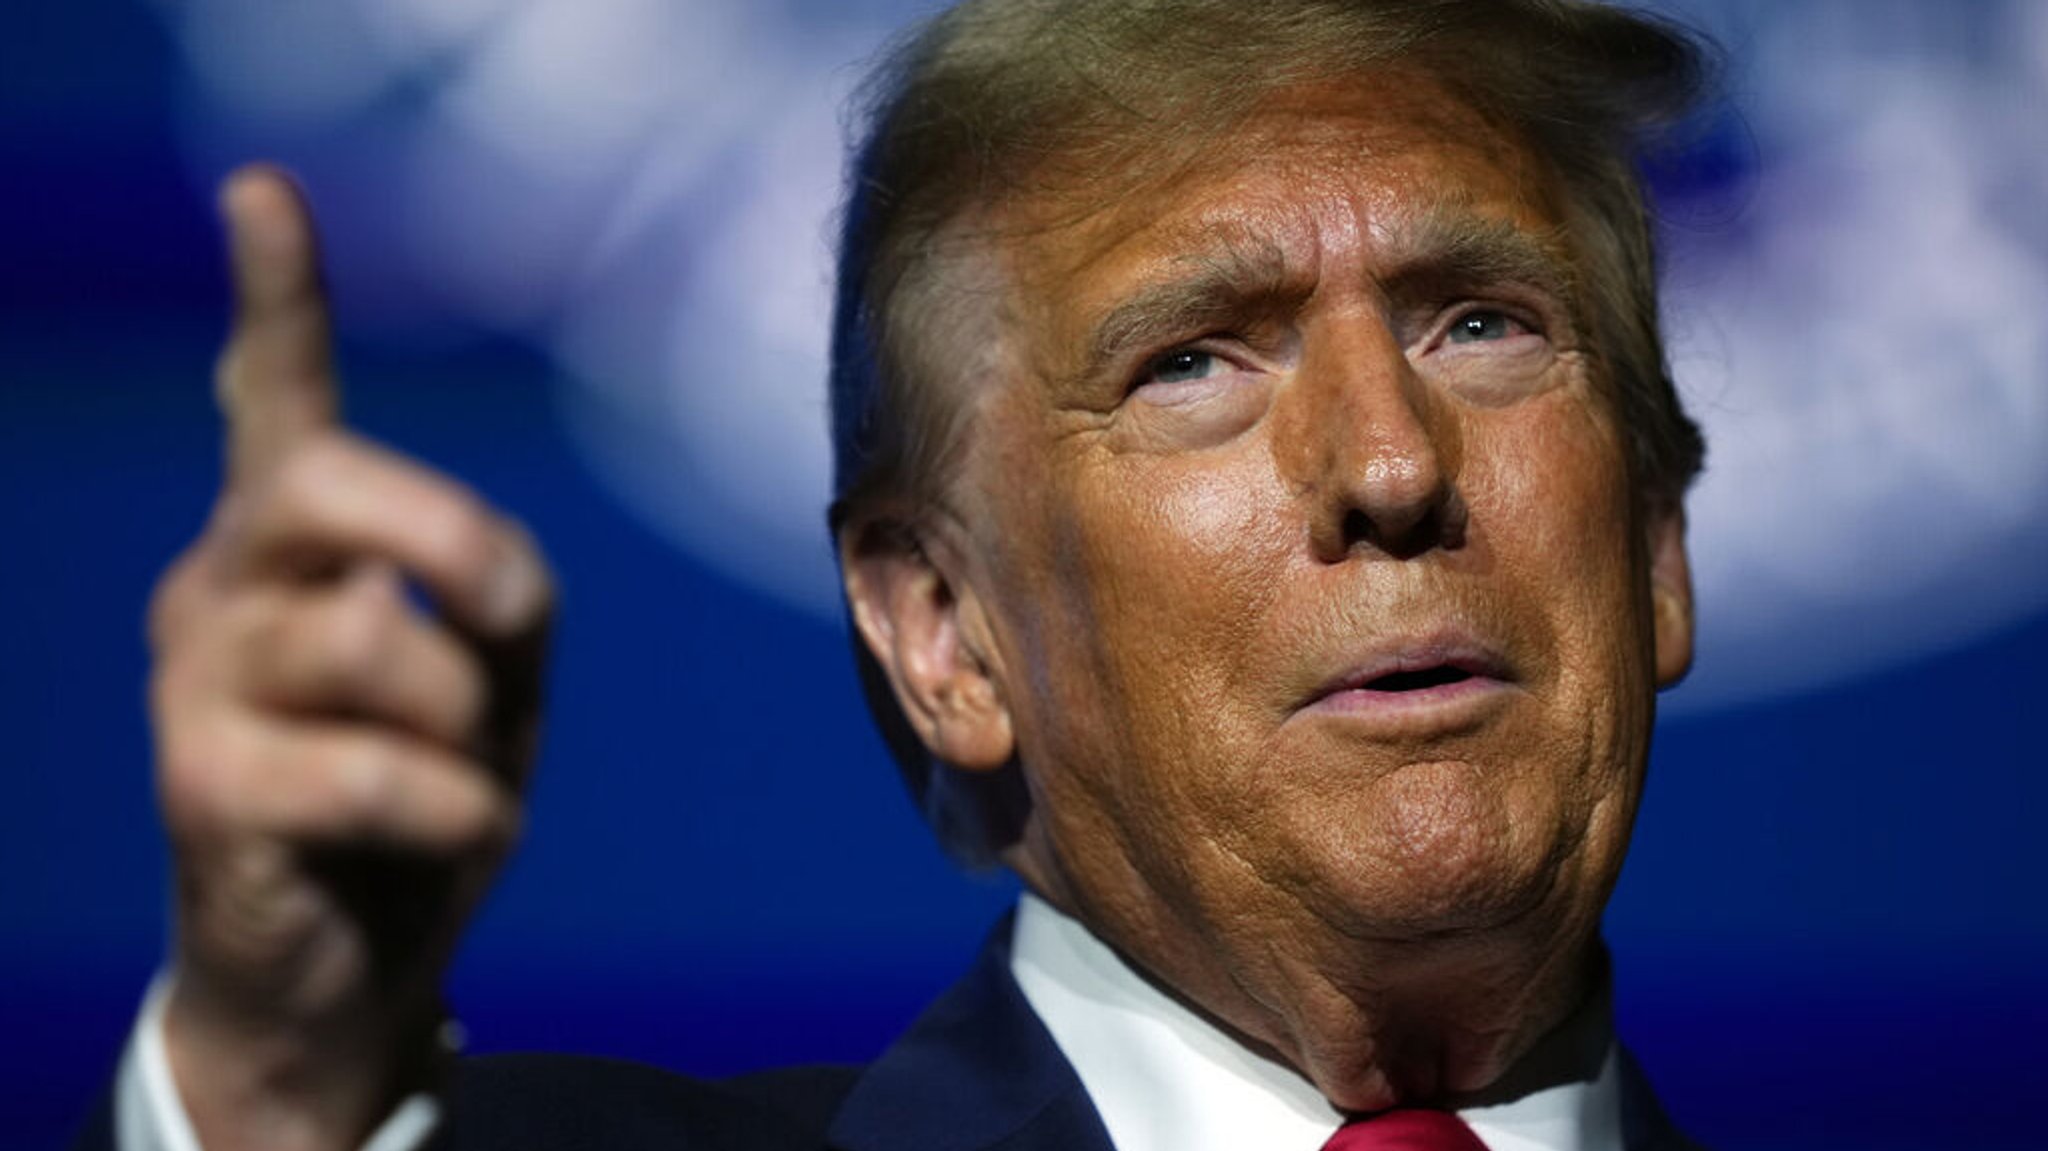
145, 166, 553, 1151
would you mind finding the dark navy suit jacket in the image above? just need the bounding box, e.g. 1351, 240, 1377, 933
74, 921, 1701, 1150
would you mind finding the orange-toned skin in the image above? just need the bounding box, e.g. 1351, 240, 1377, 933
844, 78, 1693, 1111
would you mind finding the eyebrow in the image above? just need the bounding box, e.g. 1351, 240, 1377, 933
1075, 203, 1580, 382
1081, 234, 1304, 381
1375, 203, 1580, 315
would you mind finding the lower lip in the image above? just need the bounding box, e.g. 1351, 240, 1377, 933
1301, 676, 1514, 725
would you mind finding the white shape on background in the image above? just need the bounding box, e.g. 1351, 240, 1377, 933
1660, 1, 2048, 711
551, 49, 855, 612
172, 0, 397, 124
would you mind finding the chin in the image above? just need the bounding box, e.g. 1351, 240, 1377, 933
1276, 757, 1582, 936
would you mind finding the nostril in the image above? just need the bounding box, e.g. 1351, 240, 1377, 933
1341, 508, 1372, 545
1336, 490, 1464, 560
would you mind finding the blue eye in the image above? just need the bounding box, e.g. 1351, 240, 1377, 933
1146, 349, 1223, 384
1448, 310, 1514, 343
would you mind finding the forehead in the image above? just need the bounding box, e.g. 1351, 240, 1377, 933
996, 75, 1570, 335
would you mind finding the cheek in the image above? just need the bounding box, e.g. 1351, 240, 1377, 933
995, 443, 1296, 827
1063, 452, 1295, 706
1474, 394, 1642, 635
1468, 393, 1653, 812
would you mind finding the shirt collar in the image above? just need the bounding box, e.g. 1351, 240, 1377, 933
1008, 893, 1623, 1151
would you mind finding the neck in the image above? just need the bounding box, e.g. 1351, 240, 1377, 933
1012, 895, 1625, 1151
1015, 883, 1608, 1112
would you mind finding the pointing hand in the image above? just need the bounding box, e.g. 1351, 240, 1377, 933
147, 166, 552, 1151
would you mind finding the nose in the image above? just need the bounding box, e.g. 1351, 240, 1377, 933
1287, 315, 1465, 563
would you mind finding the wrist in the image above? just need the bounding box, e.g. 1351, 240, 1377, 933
162, 974, 449, 1151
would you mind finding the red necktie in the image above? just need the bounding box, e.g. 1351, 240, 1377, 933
1321, 1110, 1490, 1151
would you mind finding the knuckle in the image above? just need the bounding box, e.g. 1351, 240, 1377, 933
258, 431, 367, 548
331, 738, 400, 831
317, 583, 401, 688
329, 737, 389, 827
423, 490, 498, 582
268, 432, 345, 515
503, 520, 558, 617
501, 516, 547, 571
221, 591, 302, 697
451, 777, 516, 855
155, 715, 244, 840
151, 641, 237, 752
149, 655, 199, 720
147, 546, 213, 652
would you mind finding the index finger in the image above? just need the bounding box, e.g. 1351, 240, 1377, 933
214, 164, 340, 488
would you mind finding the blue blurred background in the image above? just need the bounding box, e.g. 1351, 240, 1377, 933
3, 1, 2043, 1148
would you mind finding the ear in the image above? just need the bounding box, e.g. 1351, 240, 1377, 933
1647, 506, 1694, 688
838, 517, 1015, 772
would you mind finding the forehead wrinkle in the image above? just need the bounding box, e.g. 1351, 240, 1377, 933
1369, 194, 1581, 316
1011, 92, 1580, 387
1082, 227, 1302, 379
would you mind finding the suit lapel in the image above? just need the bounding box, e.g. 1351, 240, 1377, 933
826, 916, 1116, 1151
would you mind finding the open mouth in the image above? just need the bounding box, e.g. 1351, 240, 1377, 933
1302, 639, 1515, 717
1359, 665, 1476, 692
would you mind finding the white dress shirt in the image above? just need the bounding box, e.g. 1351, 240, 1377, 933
116, 975, 440, 1151
120, 898, 1621, 1151
1010, 893, 1623, 1151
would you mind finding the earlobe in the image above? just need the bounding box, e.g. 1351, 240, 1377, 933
839, 518, 1015, 771
1647, 508, 1694, 688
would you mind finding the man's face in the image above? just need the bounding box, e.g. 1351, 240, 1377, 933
902, 76, 1691, 1104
